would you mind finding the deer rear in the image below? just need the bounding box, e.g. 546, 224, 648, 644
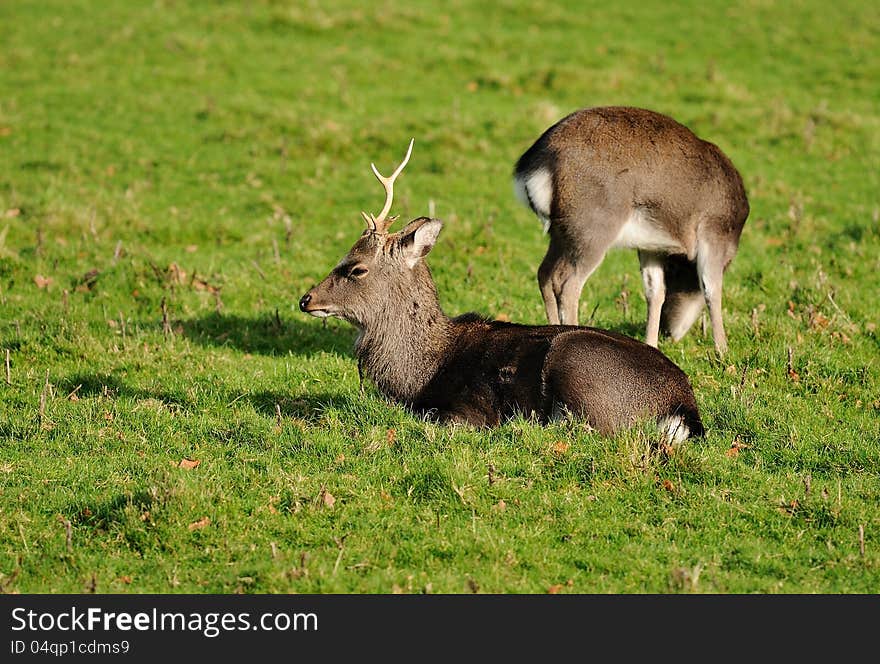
299, 140, 704, 441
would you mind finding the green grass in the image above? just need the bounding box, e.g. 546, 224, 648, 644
1, 0, 878, 593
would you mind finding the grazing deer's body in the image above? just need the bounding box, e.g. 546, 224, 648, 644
513, 106, 749, 355
300, 140, 704, 441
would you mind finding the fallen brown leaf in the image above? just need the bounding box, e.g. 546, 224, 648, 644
547, 584, 563, 594
188, 516, 211, 531
551, 440, 570, 456
810, 311, 830, 330
178, 458, 200, 470
726, 438, 751, 458
5, 207, 20, 217
320, 488, 336, 508
118, 575, 132, 584
34, 274, 52, 289
167, 263, 187, 284
386, 428, 397, 446
661, 479, 676, 493
191, 276, 219, 293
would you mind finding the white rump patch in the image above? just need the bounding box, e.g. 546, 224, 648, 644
659, 415, 690, 446
613, 208, 683, 253
514, 167, 553, 234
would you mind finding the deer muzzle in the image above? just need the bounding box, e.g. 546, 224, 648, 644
299, 289, 334, 318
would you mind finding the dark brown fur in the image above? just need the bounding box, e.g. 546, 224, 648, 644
415, 313, 703, 435
301, 216, 703, 438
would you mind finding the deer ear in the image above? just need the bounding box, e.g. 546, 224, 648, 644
399, 217, 443, 268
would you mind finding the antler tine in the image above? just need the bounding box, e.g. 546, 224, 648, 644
369, 138, 414, 232
360, 210, 376, 231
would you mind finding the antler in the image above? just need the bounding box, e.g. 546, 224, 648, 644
361, 138, 414, 233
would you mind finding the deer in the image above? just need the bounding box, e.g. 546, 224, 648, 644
299, 140, 705, 442
513, 106, 750, 356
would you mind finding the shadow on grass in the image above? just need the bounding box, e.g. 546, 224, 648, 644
178, 311, 355, 356
55, 372, 367, 425
57, 373, 191, 409
246, 390, 369, 424
71, 489, 157, 530
601, 319, 645, 339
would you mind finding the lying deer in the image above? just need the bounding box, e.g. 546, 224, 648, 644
513, 106, 749, 355
299, 140, 704, 441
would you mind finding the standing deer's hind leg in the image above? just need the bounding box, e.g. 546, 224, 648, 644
638, 251, 666, 347
556, 206, 635, 326
540, 209, 627, 326
539, 234, 596, 326
557, 260, 602, 326
538, 247, 563, 325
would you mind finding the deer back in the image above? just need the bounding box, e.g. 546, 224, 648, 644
515, 106, 749, 241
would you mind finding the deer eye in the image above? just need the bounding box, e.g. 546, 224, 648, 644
348, 265, 369, 279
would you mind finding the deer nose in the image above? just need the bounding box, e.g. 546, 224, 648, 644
299, 293, 312, 311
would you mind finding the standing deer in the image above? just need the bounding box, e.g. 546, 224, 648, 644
513, 106, 749, 355
299, 140, 704, 441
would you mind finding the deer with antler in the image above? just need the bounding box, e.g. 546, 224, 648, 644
299, 140, 704, 441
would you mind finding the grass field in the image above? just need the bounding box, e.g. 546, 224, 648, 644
1, 0, 878, 593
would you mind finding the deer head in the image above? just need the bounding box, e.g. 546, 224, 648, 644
299, 140, 444, 330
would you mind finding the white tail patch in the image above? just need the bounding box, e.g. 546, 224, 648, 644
659, 415, 690, 446
514, 167, 553, 234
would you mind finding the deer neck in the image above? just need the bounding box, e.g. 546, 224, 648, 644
355, 281, 452, 403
